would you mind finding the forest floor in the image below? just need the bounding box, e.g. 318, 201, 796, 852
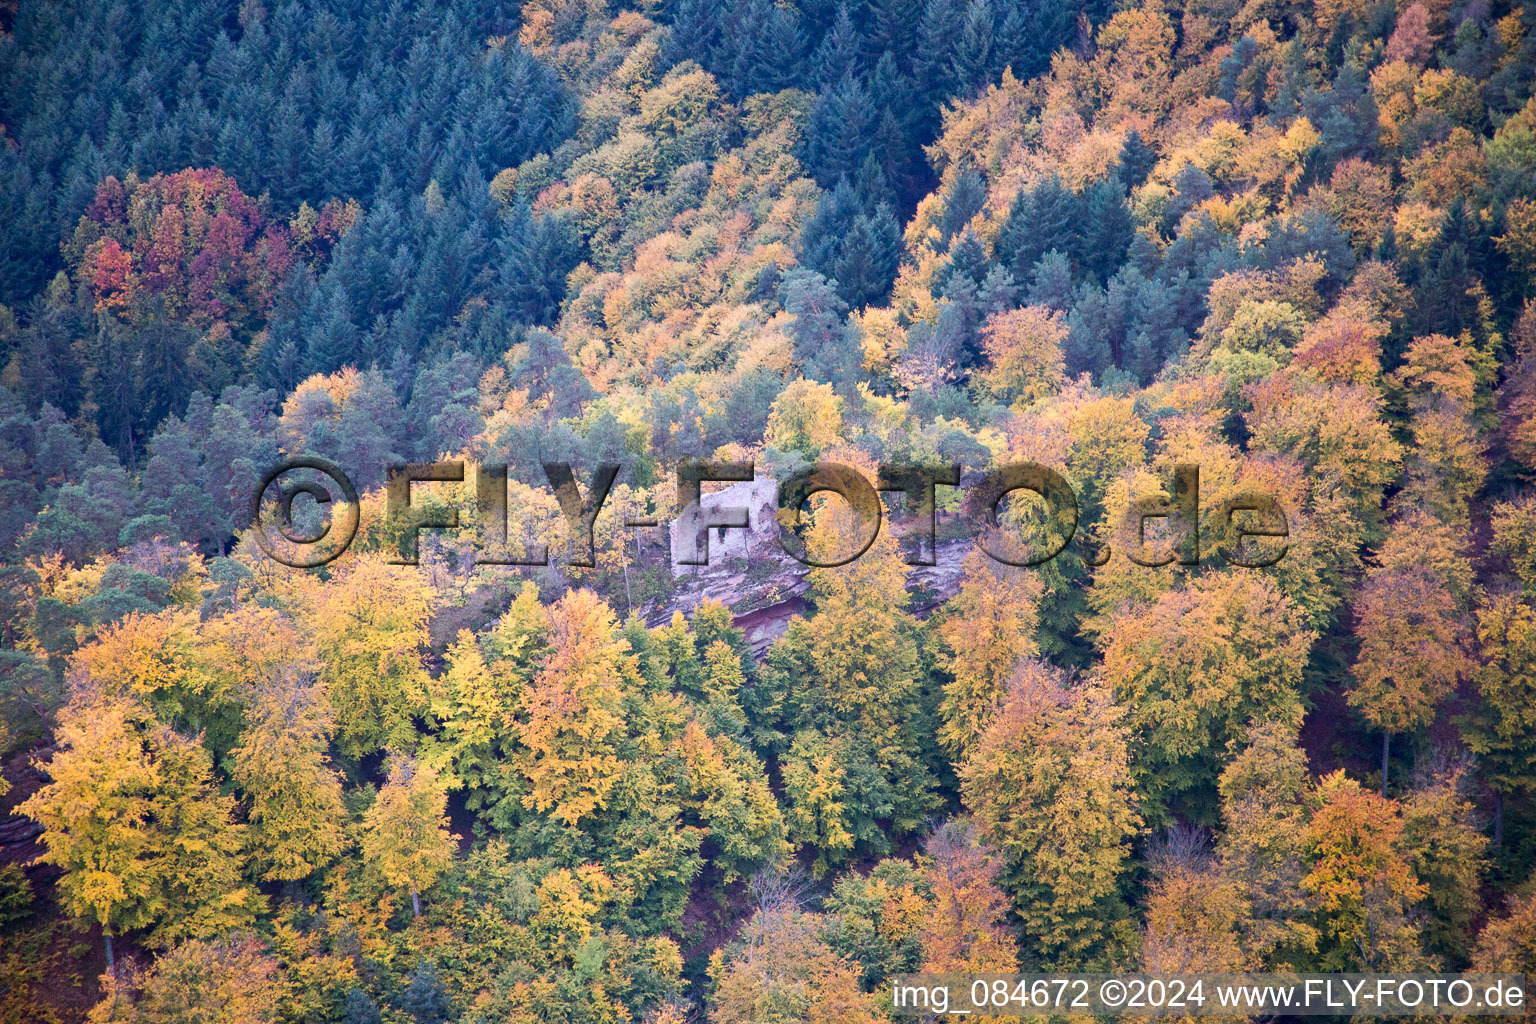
1, 749, 105, 1022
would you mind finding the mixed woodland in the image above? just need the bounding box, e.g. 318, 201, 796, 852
3, 0, 1536, 1018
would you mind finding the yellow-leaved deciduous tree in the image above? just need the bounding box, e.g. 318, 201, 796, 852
192, 605, 314, 698
935, 552, 1041, 760
511, 860, 688, 1021
1492, 491, 1536, 597
1245, 371, 1404, 542
1302, 771, 1428, 971
1496, 197, 1536, 283
87, 931, 285, 1024
437, 629, 501, 789
228, 670, 349, 883
1215, 721, 1318, 966
975, 305, 1068, 407
1347, 564, 1468, 794
1228, 454, 1351, 631
513, 588, 637, 828
999, 388, 1150, 655
648, 1003, 691, 1024
916, 819, 1019, 973
1091, 7, 1177, 125
1401, 759, 1488, 965
143, 728, 265, 949
674, 719, 791, 882
1083, 424, 1246, 623
764, 379, 845, 456
1059, 387, 1152, 517
709, 908, 885, 1024
1141, 834, 1252, 978
1373, 509, 1478, 609
528, 863, 626, 955
700, 639, 750, 737
74, 610, 245, 748
1082, 472, 1191, 626
1470, 883, 1536, 979
779, 728, 857, 875
141, 750, 265, 951
192, 604, 321, 763
312, 556, 435, 759
958, 659, 1141, 967
763, 481, 941, 872
1464, 594, 1536, 841
437, 581, 550, 831
1389, 333, 1488, 525
361, 751, 457, 918
73, 609, 197, 704
1099, 572, 1315, 824
263, 911, 361, 1024
22, 693, 260, 971
525, 866, 682, 1024
23, 694, 159, 973
803, 480, 937, 814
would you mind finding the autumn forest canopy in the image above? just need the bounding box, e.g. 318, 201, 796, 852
1, 0, 1536, 1019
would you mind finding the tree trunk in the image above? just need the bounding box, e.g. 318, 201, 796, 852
411, 890, 421, 918
1381, 730, 1390, 796
103, 930, 123, 1019
621, 543, 632, 617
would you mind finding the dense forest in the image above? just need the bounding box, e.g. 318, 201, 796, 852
2, 0, 1536, 1018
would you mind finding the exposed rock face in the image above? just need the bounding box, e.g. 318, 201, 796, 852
683, 539, 971, 655
465, 480, 978, 660
732, 594, 812, 655
0, 756, 50, 878
654, 470, 974, 653
668, 475, 780, 576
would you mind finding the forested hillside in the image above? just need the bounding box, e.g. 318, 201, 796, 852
2, 0, 1536, 1019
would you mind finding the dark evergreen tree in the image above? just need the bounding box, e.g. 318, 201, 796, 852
806, 73, 878, 186
830, 202, 903, 308
1303, 60, 1380, 165
946, 226, 990, 285
950, 0, 996, 95
499, 205, 582, 326
11, 298, 85, 416
993, 0, 1072, 80
864, 0, 923, 66
801, 175, 903, 307
514, 328, 594, 419
937, 168, 987, 245
1029, 250, 1076, 311
914, 0, 963, 102
779, 269, 857, 384
814, 4, 864, 87
1080, 179, 1135, 284
866, 53, 922, 196
1115, 130, 1155, 190
400, 961, 451, 1024
996, 175, 1080, 278
344, 982, 382, 1024
305, 293, 363, 376
1064, 284, 1113, 379
1218, 35, 1260, 112
256, 266, 319, 392
91, 316, 140, 461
